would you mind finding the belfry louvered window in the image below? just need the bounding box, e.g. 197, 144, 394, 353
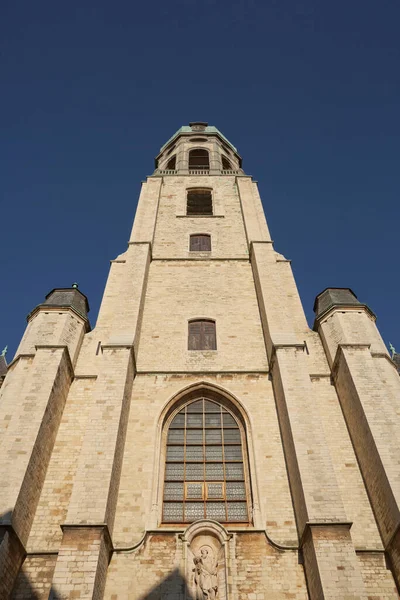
186, 189, 213, 216
189, 148, 210, 170
163, 398, 250, 523
190, 234, 211, 252
188, 319, 216, 350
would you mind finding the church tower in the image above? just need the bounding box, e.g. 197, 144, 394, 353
1, 123, 400, 599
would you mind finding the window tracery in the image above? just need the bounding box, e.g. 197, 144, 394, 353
163, 398, 250, 524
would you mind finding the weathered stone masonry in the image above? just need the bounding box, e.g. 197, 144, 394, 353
1, 122, 399, 599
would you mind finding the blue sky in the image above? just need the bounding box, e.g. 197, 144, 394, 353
1, 0, 399, 359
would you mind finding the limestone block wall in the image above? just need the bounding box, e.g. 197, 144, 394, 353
15, 310, 86, 365
137, 261, 268, 372
27, 377, 96, 552
111, 374, 297, 546
311, 376, 381, 549
12, 555, 57, 600
358, 553, 399, 599
152, 176, 249, 259
234, 533, 307, 600
0, 347, 73, 545
103, 532, 308, 600
3, 126, 400, 599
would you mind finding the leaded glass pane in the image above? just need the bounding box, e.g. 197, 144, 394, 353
187, 400, 203, 412
223, 413, 237, 427
225, 463, 244, 480
206, 502, 226, 520
185, 464, 203, 480
167, 446, 184, 461
223, 429, 241, 444
163, 398, 249, 523
205, 463, 224, 480
186, 483, 204, 499
186, 430, 203, 444
187, 413, 203, 428
185, 503, 204, 522
204, 400, 220, 412
168, 429, 184, 444
224, 445, 242, 461
226, 502, 248, 521
205, 413, 221, 427
205, 446, 223, 461
165, 463, 184, 480
226, 481, 246, 500
186, 446, 203, 461
207, 482, 224, 499
163, 502, 183, 522
170, 414, 185, 428
164, 482, 184, 500
205, 429, 222, 444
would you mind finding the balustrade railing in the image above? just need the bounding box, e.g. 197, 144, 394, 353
154, 168, 240, 176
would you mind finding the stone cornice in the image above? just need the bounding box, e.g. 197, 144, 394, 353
299, 520, 353, 548
331, 344, 371, 380
27, 304, 91, 332
313, 303, 376, 330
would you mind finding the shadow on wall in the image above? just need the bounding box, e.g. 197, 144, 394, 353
11, 569, 54, 600
11, 563, 193, 600
0, 509, 59, 600
140, 568, 195, 600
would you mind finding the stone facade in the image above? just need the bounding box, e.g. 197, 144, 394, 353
1, 122, 399, 599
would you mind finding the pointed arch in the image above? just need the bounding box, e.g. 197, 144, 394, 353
148, 382, 263, 529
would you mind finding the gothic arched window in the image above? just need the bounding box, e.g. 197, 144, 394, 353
189, 149, 210, 170
163, 398, 250, 524
186, 189, 213, 216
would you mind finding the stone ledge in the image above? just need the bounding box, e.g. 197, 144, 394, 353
27, 304, 91, 332
151, 257, 250, 262
331, 343, 372, 380
6, 353, 35, 370
300, 520, 353, 548
134, 370, 269, 375
371, 352, 399, 372
175, 214, 225, 219
314, 303, 376, 328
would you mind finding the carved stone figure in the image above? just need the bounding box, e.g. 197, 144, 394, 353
192, 547, 218, 599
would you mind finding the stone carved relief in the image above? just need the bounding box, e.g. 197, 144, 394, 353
182, 521, 230, 600
192, 546, 218, 599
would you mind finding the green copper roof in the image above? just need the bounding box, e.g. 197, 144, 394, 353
160, 125, 238, 153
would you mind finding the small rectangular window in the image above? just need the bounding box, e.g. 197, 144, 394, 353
190, 234, 211, 251
187, 189, 213, 215
188, 320, 216, 350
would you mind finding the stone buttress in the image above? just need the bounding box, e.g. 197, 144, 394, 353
1, 123, 399, 599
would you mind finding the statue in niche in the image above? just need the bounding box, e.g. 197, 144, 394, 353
192, 546, 218, 599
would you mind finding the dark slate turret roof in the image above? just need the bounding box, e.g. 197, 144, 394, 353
392, 353, 400, 374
